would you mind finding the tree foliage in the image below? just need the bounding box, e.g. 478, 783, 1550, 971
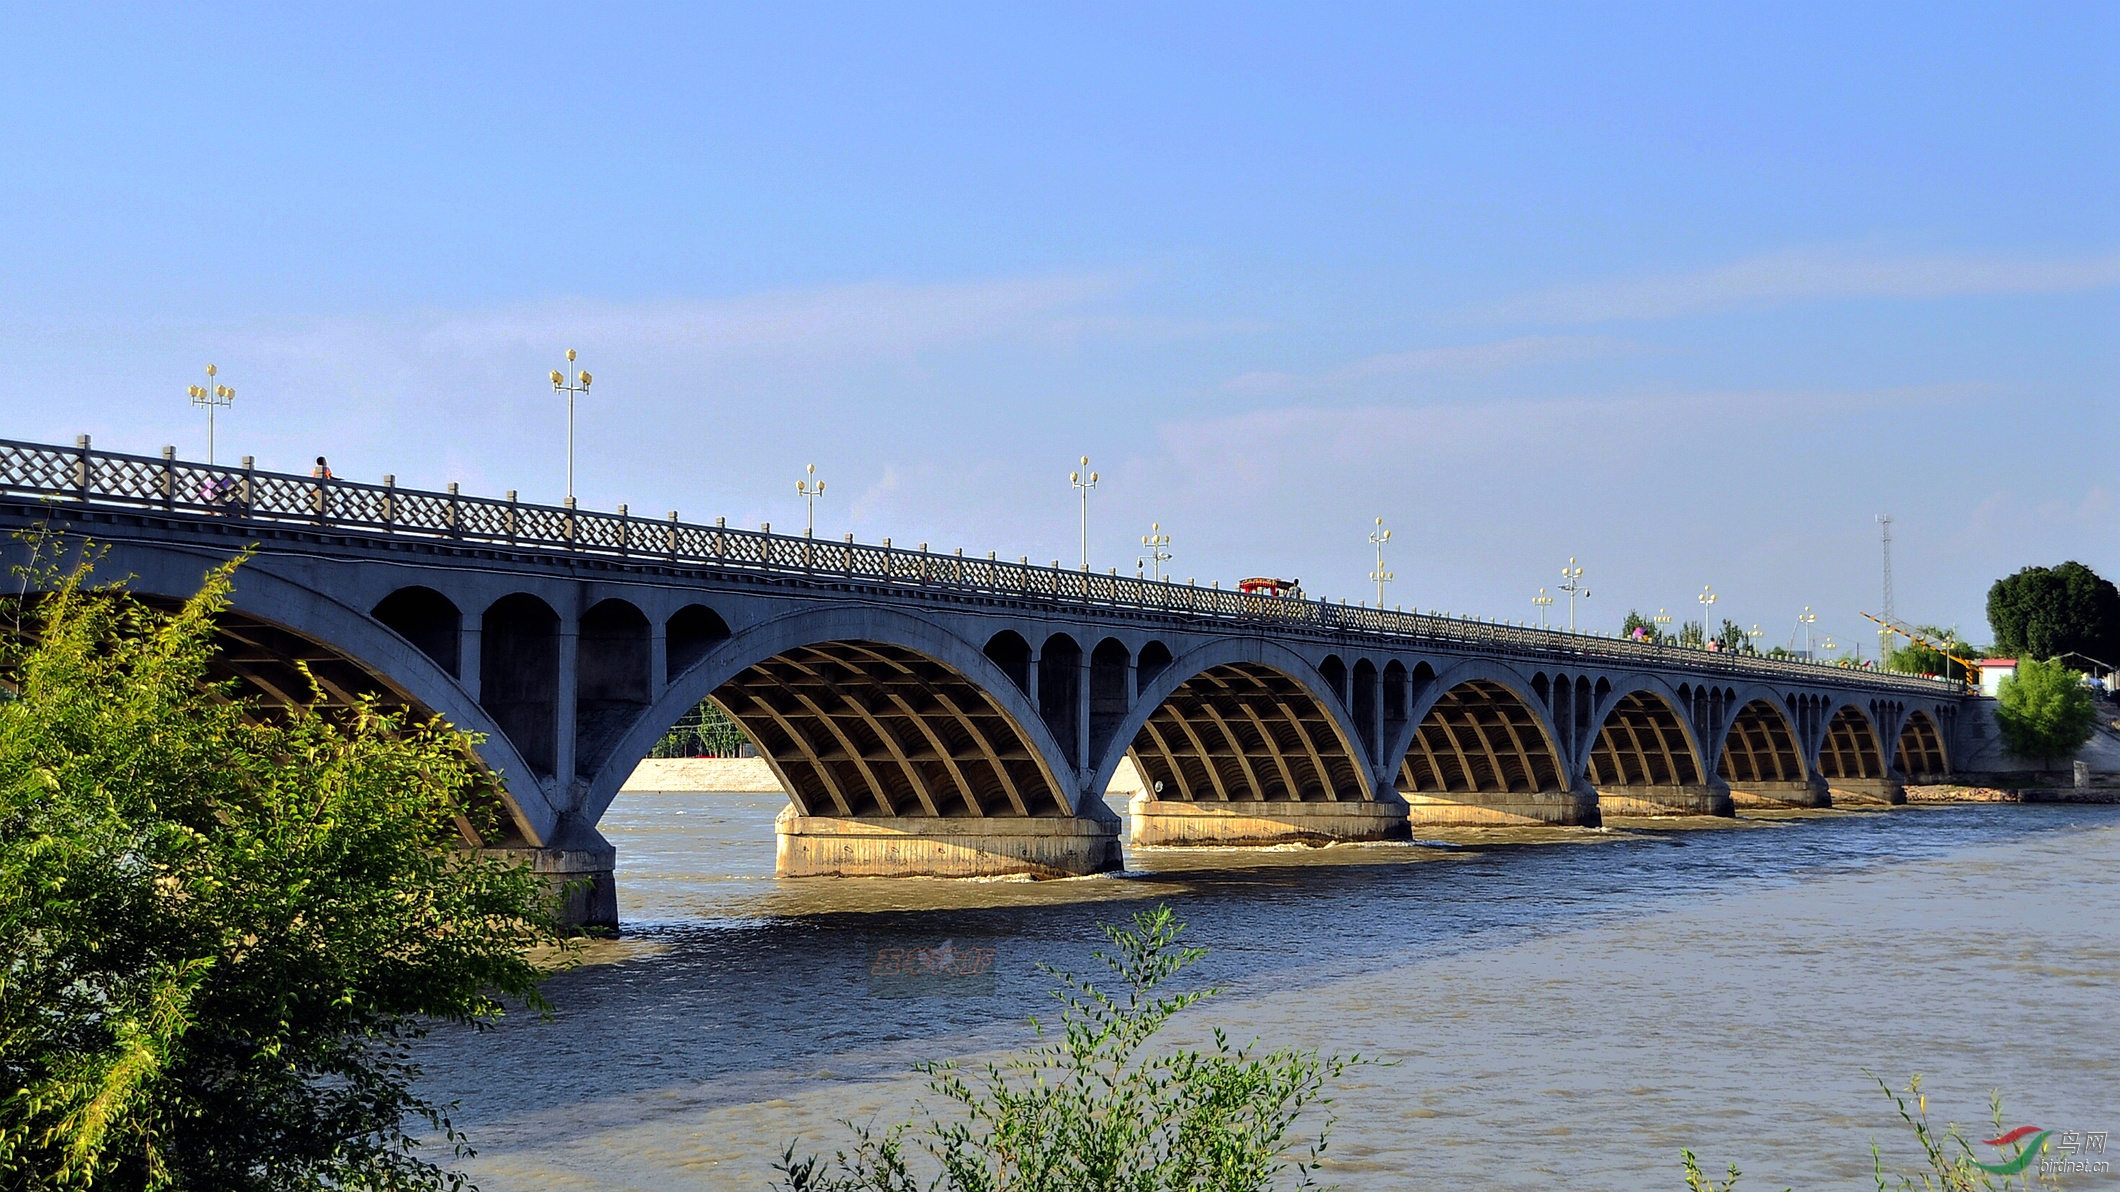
777, 906, 1353, 1192
1986, 561, 2120, 663
1993, 657, 2097, 766
0, 544, 569, 1191
1884, 625, 1984, 683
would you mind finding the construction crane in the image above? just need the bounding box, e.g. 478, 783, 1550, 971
1862, 611, 1979, 686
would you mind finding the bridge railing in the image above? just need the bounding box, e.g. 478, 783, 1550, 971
4, 436, 1963, 695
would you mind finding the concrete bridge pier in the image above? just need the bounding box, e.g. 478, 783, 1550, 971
1593, 778, 1736, 818
1726, 775, 1832, 809
774, 807, 1123, 877
1127, 793, 1411, 846
1824, 777, 1906, 806
1399, 783, 1603, 828
483, 820, 619, 933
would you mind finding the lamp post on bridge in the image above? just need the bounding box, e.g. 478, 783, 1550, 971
187, 364, 235, 466
1749, 623, 1764, 655
796, 464, 826, 537
1558, 558, 1589, 632
1139, 522, 1172, 581
1798, 606, 1817, 660
1071, 457, 1098, 570
1653, 608, 1673, 644
550, 349, 592, 505
1532, 587, 1554, 629
1369, 517, 1393, 606
1697, 585, 1717, 649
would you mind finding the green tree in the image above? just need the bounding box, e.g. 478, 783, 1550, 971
1994, 657, 2098, 767
1884, 625, 1984, 683
778, 907, 1352, 1192
0, 549, 568, 1191
1712, 619, 1750, 653
1621, 610, 1664, 644
1986, 561, 2120, 663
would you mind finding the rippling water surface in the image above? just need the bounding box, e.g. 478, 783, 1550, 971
417, 796, 2120, 1190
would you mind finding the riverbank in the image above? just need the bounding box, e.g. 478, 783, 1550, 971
1908, 783, 2120, 803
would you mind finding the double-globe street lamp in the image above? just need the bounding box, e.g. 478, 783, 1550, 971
1369, 517, 1393, 606
1071, 456, 1098, 570
1139, 522, 1172, 581
550, 349, 592, 505
187, 364, 235, 466
1558, 558, 1590, 632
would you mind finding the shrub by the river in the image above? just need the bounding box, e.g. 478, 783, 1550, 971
776, 906, 1354, 1192
0, 545, 570, 1191
1683, 1074, 2058, 1191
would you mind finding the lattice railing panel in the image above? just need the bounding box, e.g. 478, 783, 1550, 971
0, 436, 1964, 695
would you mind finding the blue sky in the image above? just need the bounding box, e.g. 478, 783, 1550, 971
8, 4, 2117, 651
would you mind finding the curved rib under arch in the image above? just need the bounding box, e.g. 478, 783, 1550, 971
1585, 691, 1702, 787
1894, 709, 1947, 780
1719, 698, 1805, 782
1399, 679, 1562, 794
712, 640, 1065, 818
1818, 705, 1885, 779
1127, 663, 1364, 802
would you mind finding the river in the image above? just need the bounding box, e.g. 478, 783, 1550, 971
416, 796, 2120, 1190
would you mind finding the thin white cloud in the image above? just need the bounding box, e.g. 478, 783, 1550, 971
1486, 249, 2120, 324
1222, 335, 1652, 394
418, 273, 1134, 361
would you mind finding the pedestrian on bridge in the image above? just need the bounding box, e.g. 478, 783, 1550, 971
312, 456, 333, 479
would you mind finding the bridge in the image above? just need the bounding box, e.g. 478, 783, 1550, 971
1, 436, 1965, 928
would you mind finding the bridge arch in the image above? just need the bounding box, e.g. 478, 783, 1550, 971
1090, 638, 1372, 806
1815, 701, 1898, 804
1718, 695, 1807, 784
32, 545, 556, 845
583, 606, 1082, 827
1894, 708, 1948, 782
1389, 661, 1568, 803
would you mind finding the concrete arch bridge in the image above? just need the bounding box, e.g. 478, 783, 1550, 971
1, 438, 1965, 928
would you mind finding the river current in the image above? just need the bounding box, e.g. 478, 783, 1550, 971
417, 797, 2120, 1190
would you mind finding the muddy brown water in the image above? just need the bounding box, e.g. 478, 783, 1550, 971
415, 796, 2120, 1190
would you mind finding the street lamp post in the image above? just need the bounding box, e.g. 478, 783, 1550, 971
1653, 608, 1673, 643
1532, 588, 1554, 629
187, 364, 235, 466
549, 349, 592, 504
1139, 522, 1172, 581
1748, 623, 1764, 655
1697, 585, 1717, 648
1070, 457, 1099, 570
796, 465, 826, 536
1798, 606, 1817, 659
1558, 558, 1590, 632
1369, 517, 1394, 606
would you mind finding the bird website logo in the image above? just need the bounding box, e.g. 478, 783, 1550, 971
1977, 1125, 2109, 1178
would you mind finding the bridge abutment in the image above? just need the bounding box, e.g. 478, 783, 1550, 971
774, 806, 1123, 878
1127, 795, 1410, 847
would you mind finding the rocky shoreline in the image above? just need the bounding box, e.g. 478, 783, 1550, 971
1907, 784, 2120, 804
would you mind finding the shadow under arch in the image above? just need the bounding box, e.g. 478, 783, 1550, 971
1894, 707, 1949, 783
582, 606, 1085, 828
1089, 638, 1373, 806
1716, 694, 1822, 808
22, 543, 556, 846
1383, 659, 1593, 826
1817, 701, 1899, 804
1582, 681, 1725, 816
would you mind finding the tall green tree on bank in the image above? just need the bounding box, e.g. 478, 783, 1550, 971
0, 547, 569, 1191
1987, 561, 2120, 663
1994, 658, 2098, 768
